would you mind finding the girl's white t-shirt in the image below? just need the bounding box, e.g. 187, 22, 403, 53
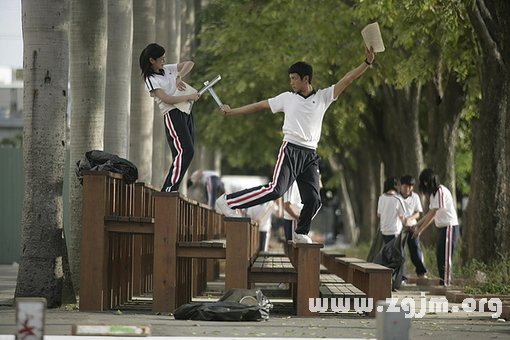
429, 185, 459, 227
377, 193, 406, 236
144, 64, 179, 113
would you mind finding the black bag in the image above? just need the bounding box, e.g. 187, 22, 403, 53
374, 232, 408, 290
173, 289, 272, 321
75, 150, 138, 185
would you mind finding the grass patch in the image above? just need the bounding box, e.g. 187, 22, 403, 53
459, 259, 510, 295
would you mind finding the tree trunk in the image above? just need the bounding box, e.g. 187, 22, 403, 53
151, 0, 171, 188
16, 0, 75, 307
464, 0, 510, 261
328, 158, 359, 245
180, 0, 196, 61
424, 75, 465, 198
104, 0, 133, 158
376, 83, 423, 177
129, 0, 155, 183
68, 0, 107, 291
353, 138, 380, 244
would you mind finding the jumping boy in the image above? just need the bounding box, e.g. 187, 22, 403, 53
216, 47, 375, 243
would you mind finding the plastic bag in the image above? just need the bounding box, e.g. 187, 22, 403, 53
173, 289, 272, 321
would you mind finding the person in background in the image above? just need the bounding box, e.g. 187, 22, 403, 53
399, 174, 428, 278
189, 170, 224, 208
413, 168, 459, 286
283, 181, 304, 242
245, 201, 276, 252
377, 176, 406, 244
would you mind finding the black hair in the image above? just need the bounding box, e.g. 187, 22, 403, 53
418, 168, 440, 196
288, 61, 313, 83
400, 174, 416, 186
383, 176, 399, 193
139, 43, 165, 79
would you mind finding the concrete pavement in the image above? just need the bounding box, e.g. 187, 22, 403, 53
1, 263, 509, 339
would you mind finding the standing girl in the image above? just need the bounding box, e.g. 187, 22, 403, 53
139, 43, 200, 192
413, 168, 459, 286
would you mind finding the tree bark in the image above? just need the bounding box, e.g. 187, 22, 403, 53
129, 0, 155, 183
152, 0, 171, 189
328, 158, 359, 244
68, 0, 107, 291
465, 0, 510, 261
104, 0, 133, 158
16, 0, 74, 307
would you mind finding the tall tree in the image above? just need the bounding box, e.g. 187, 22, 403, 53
68, 0, 107, 291
151, 0, 171, 188
16, 0, 74, 306
104, 0, 133, 158
465, 0, 510, 261
129, 0, 155, 183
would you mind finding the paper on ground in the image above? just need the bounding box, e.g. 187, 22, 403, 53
361, 22, 385, 53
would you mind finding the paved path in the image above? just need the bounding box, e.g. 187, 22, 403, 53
1, 264, 508, 339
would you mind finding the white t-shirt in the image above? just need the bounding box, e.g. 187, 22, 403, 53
283, 181, 303, 220
429, 184, 459, 227
144, 64, 179, 114
400, 192, 423, 226
377, 193, 406, 236
267, 85, 337, 149
245, 201, 275, 232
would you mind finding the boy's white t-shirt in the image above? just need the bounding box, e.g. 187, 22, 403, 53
268, 85, 337, 149
377, 193, 406, 236
283, 181, 303, 220
429, 184, 459, 227
400, 192, 423, 226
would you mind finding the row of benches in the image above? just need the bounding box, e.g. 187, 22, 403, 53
319, 250, 393, 315
79, 171, 392, 316
79, 171, 328, 316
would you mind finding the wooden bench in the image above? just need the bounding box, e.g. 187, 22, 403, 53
334, 257, 366, 283
247, 242, 324, 316
79, 171, 259, 313
286, 242, 324, 316
351, 262, 392, 316
153, 193, 258, 312
80, 171, 158, 311
318, 273, 366, 313
320, 249, 346, 273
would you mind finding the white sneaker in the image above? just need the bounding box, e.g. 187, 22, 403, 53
293, 233, 312, 244
215, 195, 240, 217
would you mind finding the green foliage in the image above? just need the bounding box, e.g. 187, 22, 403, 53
193, 0, 479, 196
460, 259, 510, 295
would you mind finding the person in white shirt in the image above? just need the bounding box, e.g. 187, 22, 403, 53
399, 175, 428, 278
139, 43, 200, 192
282, 181, 304, 241
189, 170, 223, 208
215, 47, 376, 243
413, 168, 459, 286
377, 177, 406, 244
245, 201, 276, 252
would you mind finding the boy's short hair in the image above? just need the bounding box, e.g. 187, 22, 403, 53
288, 61, 313, 83
400, 175, 415, 186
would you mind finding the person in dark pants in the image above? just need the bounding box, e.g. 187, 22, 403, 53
139, 43, 200, 192
399, 175, 428, 278
215, 47, 376, 243
413, 169, 459, 286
